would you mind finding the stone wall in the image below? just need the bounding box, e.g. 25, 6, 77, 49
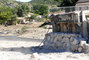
44, 33, 89, 53
50, 13, 81, 33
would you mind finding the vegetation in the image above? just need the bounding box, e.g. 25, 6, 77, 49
0, 0, 31, 8
33, 5, 49, 16
16, 4, 30, 17
30, 0, 78, 7
0, 6, 17, 26
55, 0, 78, 7
30, 0, 59, 5
0, 0, 79, 26
0, 0, 31, 25
0, 0, 19, 8
16, 19, 22, 24
30, 15, 36, 20
25, 15, 37, 22
21, 26, 29, 32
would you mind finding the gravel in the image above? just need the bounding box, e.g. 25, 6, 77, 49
0, 23, 89, 60
0, 38, 89, 60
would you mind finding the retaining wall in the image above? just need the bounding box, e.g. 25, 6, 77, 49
44, 33, 89, 53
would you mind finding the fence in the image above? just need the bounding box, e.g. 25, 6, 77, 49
49, 5, 89, 13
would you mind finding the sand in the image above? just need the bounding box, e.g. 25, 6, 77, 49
0, 22, 89, 60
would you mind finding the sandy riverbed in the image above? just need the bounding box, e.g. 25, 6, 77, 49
0, 40, 89, 60
0, 22, 89, 60
0, 22, 52, 39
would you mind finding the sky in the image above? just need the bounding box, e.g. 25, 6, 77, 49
16, 0, 31, 2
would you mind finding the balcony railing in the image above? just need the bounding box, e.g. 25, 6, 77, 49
49, 5, 89, 13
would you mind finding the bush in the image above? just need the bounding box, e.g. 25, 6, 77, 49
26, 15, 37, 21
33, 5, 49, 16
21, 26, 29, 32
0, 6, 17, 26
16, 4, 30, 17
16, 19, 22, 24
40, 18, 46, 21
30, 15, 36, 20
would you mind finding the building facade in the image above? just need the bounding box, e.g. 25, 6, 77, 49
76, 0, 89, 6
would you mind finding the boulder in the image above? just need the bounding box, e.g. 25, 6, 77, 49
78, 47, 83, 52
72, 39, 79, 45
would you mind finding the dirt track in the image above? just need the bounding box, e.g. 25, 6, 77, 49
0, 22, 52, 39
0, 22, 89, 60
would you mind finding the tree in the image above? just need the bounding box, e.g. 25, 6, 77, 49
54, 0, 62, 2
0, 6, 17, 25
55, 0, 78, 12
30, 0, 59, 5
33, 5, 49, 16
16, 4, 30, 17
55, 0, 78, 7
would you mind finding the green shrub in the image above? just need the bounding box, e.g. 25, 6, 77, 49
30, 15, 36, 19
0, 6, 17, 26
33, 5, 49, 16
16, 4, 30, 17
21, 26, 29, 32
43, 26, 47, 29
17, 19, 22, 24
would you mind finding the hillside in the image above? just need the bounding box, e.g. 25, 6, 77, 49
0, 0, 18, 7
29, 0, 60, 6
0, 0, 29, 8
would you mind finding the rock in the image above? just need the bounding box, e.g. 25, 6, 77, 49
71, 45, 78, 52
62, 37, 66, 43
70, 37, 74, 42
53, 37, 57, 43
3, 31, 9, 34
72, 39, 79, 45
78, 47, 82, 52
80, 41, 86, 47
85, 44, 89, 53
17, 30, 22, 34
44, 33, 87, 53
57, 36, 62, 41
62, 37, 69, 43
56, 42, 63, 49
65, 38, 70, 43
31, 53, 39, 58
47, 36, 51, 41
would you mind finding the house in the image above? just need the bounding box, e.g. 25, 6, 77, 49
49, 0, 89, 39
50, 12, 80, 33
76, 0, 89, 6
43, 0, 89, 52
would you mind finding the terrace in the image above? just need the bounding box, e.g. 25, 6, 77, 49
49, 5, 89, 13
49, 5, 89, 39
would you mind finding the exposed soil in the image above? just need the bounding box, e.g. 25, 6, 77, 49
0, 22, 52, 39
0, 22, 89, 60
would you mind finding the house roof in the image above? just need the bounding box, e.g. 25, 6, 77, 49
77, 0, 89, 3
